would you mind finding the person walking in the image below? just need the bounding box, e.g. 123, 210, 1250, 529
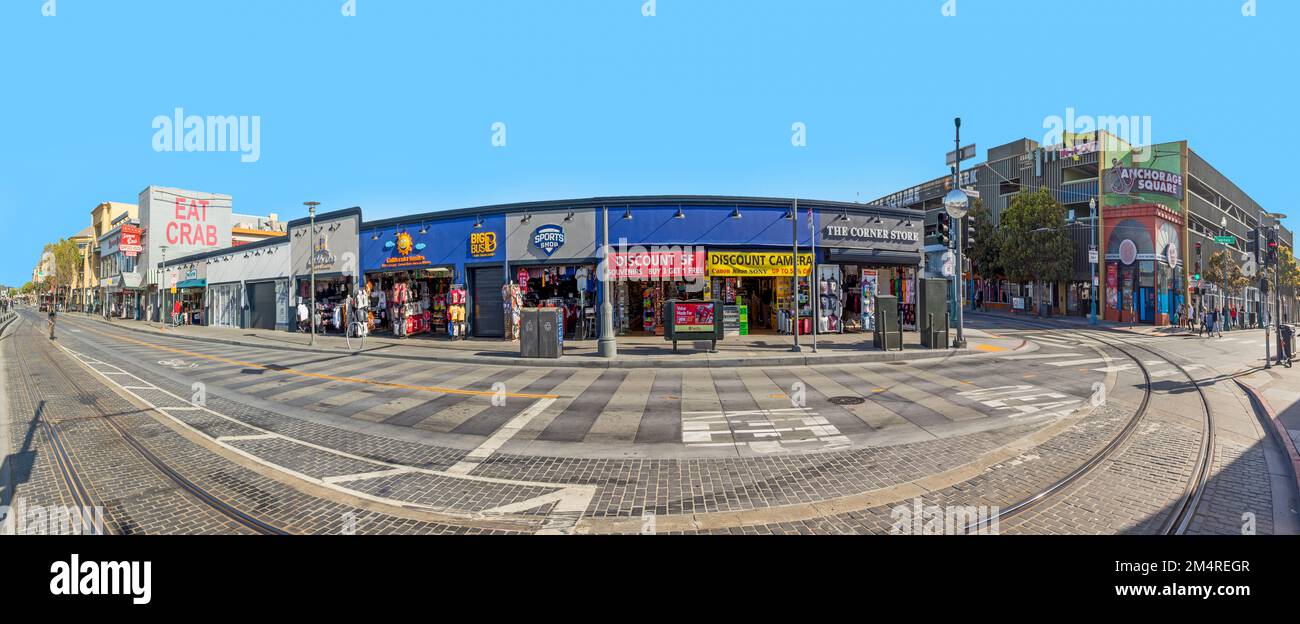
1230, 305, 1238, 331
47, 304, 57, 340
297, 299, 310, 333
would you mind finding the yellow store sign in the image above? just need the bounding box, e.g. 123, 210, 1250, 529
707, 251, 813, 277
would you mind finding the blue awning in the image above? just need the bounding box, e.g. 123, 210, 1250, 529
176, 279, 206, 289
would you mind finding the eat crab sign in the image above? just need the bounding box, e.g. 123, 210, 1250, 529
166, 197, 219, 246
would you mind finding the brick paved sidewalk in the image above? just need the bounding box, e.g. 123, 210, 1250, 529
72, 312, 1024, 369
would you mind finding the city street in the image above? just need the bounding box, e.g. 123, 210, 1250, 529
4, 305, 1294, 535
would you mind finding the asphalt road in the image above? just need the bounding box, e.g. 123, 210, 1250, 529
2, 306, 1293, 535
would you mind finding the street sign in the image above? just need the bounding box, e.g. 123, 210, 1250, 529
1213, 235, 1236, 245
1242, 257, 1258, 277
1088, 250, 1099, 264
946, 144, 977, 166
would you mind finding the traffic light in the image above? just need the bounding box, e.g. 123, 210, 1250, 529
936, 213, 951, 248
1254, 227, 1264, 265
964, 216, 976, 251
1267, 227, 1279, 266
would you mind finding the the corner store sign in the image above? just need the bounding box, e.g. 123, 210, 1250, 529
707, 251, 813, 277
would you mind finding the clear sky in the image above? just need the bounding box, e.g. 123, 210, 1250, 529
1, 0, 1295, 286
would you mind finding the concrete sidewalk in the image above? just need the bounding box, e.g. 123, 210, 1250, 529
1235, 366, 1300, 495
969, 307, 1270, 338
65, 312, 1025, 369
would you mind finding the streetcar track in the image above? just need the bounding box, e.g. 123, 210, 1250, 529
967, 312, 1215, 535
8, 310, 289, 535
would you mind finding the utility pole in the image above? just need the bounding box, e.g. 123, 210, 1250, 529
159, 244, 168, 330
791, 199, 801, 353
598, 204, 617, 358
305, 201, 320, 346
943, 117, 970, 348
1089, 197, 1098, 325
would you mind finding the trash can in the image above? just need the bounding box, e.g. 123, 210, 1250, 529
520, 308, 564, 359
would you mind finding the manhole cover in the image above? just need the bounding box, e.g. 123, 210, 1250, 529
828, 396, 866, 406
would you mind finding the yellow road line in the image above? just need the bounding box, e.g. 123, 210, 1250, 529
68, 319, 560, 400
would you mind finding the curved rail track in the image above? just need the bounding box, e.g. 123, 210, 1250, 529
966, 312, 1214, 535
6, 309, 288, 535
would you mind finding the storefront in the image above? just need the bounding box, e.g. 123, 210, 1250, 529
1102, 208, 1184, 325
197, 238, 291, 330
505, 208, 599, 339
705, 250, 813, 335
818, 212, 924, 332
290, 208, 361, 335
164, 261, 207, 325
608, 249, 707, 336
360, 211, 506, 338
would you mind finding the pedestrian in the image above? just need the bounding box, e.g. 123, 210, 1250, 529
47, 304, 57, 340
1200, 309, 1209, 337
1281, 323, 1294, 368
297, 299, 310, 333
1230, 305, 1238, 330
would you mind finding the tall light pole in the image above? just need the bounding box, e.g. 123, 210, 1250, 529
790, 199, 801, 353
943, 118, 969, 349
1220, 216, 1228, 319
598, 204, 617, 358
159, 244, 168, 329
305, 201, 320, 346
1089, 197, 1098, 325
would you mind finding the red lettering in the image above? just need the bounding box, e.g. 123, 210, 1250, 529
206, 225, 217, 246
166, 222, 179, 244
174, 198, 185, 220
200, 199, 209, 222
179, 222, 192, 244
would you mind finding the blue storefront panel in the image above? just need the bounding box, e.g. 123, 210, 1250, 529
603, 204, 815, 250
360, 213, 506, 277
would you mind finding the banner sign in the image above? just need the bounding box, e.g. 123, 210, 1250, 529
120, 225, 143, 257
707, 251, 813, 277
861, 269, 878, 331
1107, 264, 1118, 309
609, 250, 705, 279
673, 301, 715, 333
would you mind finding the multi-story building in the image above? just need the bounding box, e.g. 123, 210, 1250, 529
874, 130, 1295, 326
232, 213, 287, 246
84, 201, 138, 314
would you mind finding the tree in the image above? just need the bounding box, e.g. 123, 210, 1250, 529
997, 188, 1074, 316
1205, 249, 1248, 312
967, 197, 1002, 279
45, 238, 81, 307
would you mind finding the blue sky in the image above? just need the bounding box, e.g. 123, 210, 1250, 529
1, 0, 1295, 286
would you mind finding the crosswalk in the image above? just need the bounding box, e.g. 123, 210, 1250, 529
1002, 332, 1210, 377
59, 322, 1109, 455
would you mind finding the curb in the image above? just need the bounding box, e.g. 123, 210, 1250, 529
76, 314, 995, 369
1233, 378, 1300, 497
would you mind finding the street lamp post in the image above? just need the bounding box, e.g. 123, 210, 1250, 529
1220, 216, 1229, 322
943, 118, 969, 349
159, 244, 168, 329
598, 204, 617, 358
305, 201, 320, 346
791, 199, 801, 353
1089, 198, 1098, 325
